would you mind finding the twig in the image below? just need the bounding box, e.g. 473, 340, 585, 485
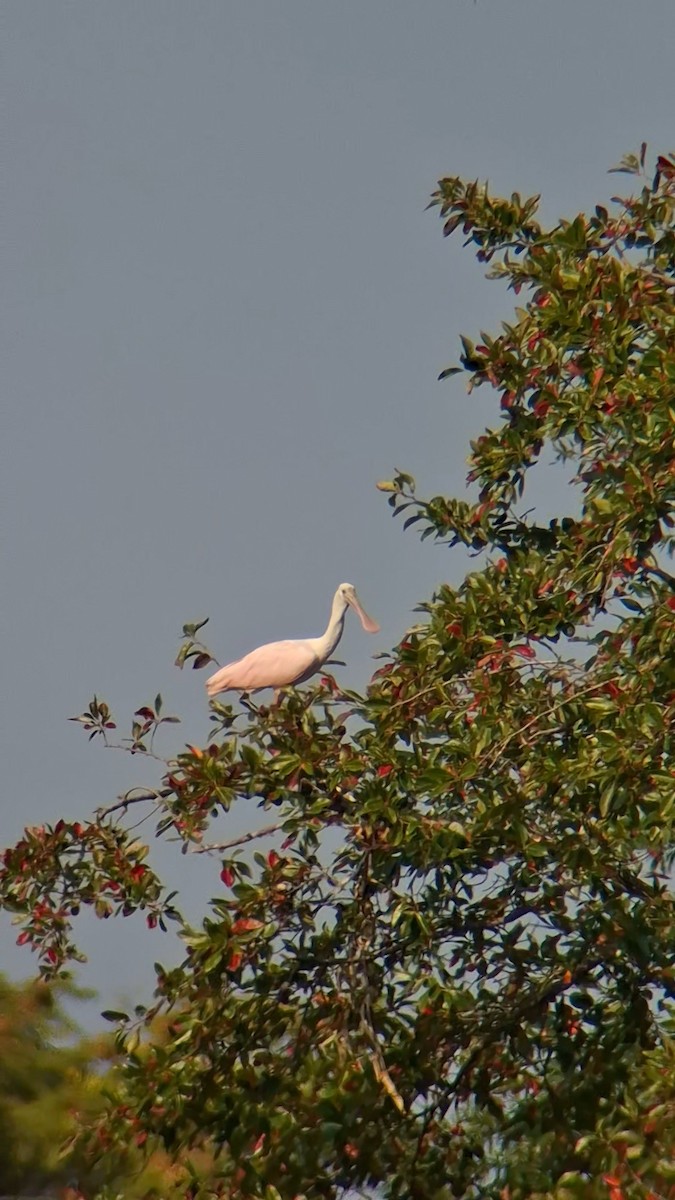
440, 958, 601, 1116
386, 673, 472, 714
101, 736, 169, 764
481, 674, 623, 770
644, 562, 675, 591
97, 788, 172, 820
364, 1038, 406, 1114
194, 821, 286, 855
384, 655, 579, 718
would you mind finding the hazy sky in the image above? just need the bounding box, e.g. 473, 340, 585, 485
3, 0, 674, 1019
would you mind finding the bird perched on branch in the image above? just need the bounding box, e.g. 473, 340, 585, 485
206, 582, 379, 698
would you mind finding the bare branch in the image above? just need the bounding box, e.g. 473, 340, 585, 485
97, 787, 172, 820
194, 821, 286, 855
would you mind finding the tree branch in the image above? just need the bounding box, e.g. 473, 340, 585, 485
97, 787, 172, 820
643, 562, 675, 590
194, 821, 286, 854
482, 674, 623, 770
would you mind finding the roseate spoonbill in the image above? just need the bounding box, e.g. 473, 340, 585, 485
206, 583, 379, 698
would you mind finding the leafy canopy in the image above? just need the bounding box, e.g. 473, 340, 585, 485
1, 148, 674, 1200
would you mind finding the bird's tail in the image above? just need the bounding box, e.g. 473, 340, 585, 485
205, 665, 231, 697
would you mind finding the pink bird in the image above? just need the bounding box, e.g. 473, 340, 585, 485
206, 583, 379, 698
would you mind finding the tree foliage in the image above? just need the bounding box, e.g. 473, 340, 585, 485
1, 148, 674, 1200
0, 974, 108, 1195
0, 974, 226, 1199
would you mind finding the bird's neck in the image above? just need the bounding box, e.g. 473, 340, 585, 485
313, 594, 348, 659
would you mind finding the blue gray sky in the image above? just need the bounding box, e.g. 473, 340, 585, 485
3, 0, 674, 1019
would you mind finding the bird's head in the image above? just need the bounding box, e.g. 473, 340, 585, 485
337, 583, 380, 633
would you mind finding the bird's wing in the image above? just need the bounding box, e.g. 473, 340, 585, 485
206, 639, 320, 695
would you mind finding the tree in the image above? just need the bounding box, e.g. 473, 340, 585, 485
1, 147, 674, 1200
0, 973, 100, 1195
0, 974, 225, 1199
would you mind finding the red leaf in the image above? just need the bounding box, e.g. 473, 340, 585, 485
232, 918, 263, 934
377, 765, 393, 778
227, 950, 243, 971
477, 652, 498, 669
656, 155, 675, 179
16, 930, 32, 946
135, 707, 155, 721
267, 850, 280, 868
220, 866, 235, 887
445, 623, 462, 637
512, 644, 536, 659
666, 597, 675, 611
